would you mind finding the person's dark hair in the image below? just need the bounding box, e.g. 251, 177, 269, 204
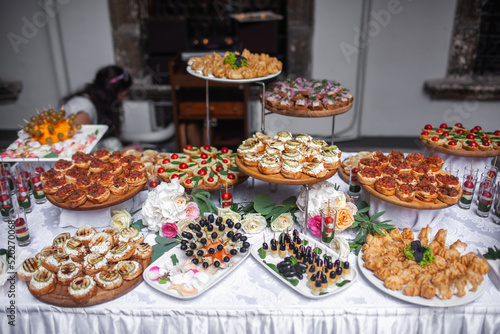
62, 65, 133, 138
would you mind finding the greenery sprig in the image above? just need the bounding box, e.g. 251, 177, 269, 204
237, 193, 297, 226
349, 201, 394, 255
484, 246, 500, 260
189, 179, 219, 216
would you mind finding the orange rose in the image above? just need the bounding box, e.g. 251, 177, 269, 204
335, 208, 354, 231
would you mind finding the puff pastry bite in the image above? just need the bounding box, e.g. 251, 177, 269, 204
109, 176, 129, 196
94, 147, 111, 162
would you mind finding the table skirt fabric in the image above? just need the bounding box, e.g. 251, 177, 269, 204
2, 152, 500, 333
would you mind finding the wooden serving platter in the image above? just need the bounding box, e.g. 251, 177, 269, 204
338, 164, 350, 184
361, 170, 462, 210
420, 140, 500, 158
30, 258, 151, 307
235, 157, 337, 185
266, 102, 353, 118
46, 181, 146, 211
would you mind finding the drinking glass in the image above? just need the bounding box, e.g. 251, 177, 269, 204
493, 181, 500, 224
0, 180, 13, 221
15, 174, 32, 213
347, 166, 361, 200
477, 179, 495, 218
321, 207, 337, 243
10, 206, 31, 246
31, 171, 46, 204
458, 172, 477, 210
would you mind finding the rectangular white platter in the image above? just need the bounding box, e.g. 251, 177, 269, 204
143, 243, 250, 300
250, 232, 357, 299
1, 124, 108, 162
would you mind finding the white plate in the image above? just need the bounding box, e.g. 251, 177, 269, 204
143, 243, 250, 300
357, 250, 487, 307
250, 232, 358, 299
186, 66, 281, 84
2, 124, 108, 161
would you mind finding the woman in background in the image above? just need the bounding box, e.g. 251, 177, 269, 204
62, 65, 133, 139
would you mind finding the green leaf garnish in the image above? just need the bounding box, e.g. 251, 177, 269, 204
336, 280, 351, 287
258, 248, 267, 259
171, 254, 179, 266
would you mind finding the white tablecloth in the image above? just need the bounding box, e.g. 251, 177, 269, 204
1, 153, 500, 334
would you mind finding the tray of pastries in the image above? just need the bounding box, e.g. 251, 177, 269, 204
341, 151, 462, 209
187, 49, 282, 83
264, 77, 353, 117
140, 145, 248, 192
235, 132, 340, 185
358, 226, 489, 307
18, 226, 151, 307
44, 148, 147, 210
419, 122, 500, 157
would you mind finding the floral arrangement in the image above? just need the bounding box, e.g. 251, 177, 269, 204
294, 181, 358, 237
141, 179, 200, 233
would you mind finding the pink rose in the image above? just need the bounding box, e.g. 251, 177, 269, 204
307, 215, 322, 238
184, 202, 200, 220
161, 222, 178, 238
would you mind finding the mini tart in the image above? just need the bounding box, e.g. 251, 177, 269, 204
183, 146, 200, 156
415, 183, 439, 202
75, 225, 97, 247
89, 232, 114, 254
169, 154, 190, 164
436, 174, 460, 190
321, 151, 340, 169
43, 252, 72, 272
296, 133, 312, 144
95, 268, 124, 290
396, 172, 417, 186
463, 140, 479, 151
72, 151, 93, 169
395, 184, 415, 202
65, 167, 89, 184
93, 147, 111, 162
40, 169, 63, 185
43, 177, 66, 195
200, 145, 218, 156
28, 268, 57, 297
374, 176, 396, 196
302, 162, 328, 178
53, 183, 77, 203
169, 172, 188, 183
479, 141, 493, 151
388, 150, 405, 161
380, 166, 398, 178
116, 260, 142, 280
119, 227, 144, 244
92, 171, 114, 188
389, 160, 411, 174
444, 140, 462, 150
405, 152, 424, 165
359, 158, 380, 170
132, 242, 153, 260
57, 262, 83, 285
357, 167, 382, 185
53, 232, 71, 249
106, 242, 135, 263
437, 186, 460, 205
54, 159, 74, 174
258, 156, 282, 175
280, 159, 302, 179
109, 151, 125, 164
217, 148, 233, 157
18, 258, 43, 281
284, 139, 303, 151
83, 252, 108, 275
68, 275, 97, 304
67, 189, 87, 208
86, 184, 111, 204
274, 131, 293, 143
427, 136, 446, 146
89, 158, 105, 173
181, 177, 198, 189
423, 155, 444, 172
63, 238, 88, 262
75, 176, 92, 192
243, 152, 264, 167
203, 173, 219, 187
411, 163, 431, 179
124, 170, 147, 187
109, 176, 129, 196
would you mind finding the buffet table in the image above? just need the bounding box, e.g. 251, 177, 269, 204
2, 152, 500, 334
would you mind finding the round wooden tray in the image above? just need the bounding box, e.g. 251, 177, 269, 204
30, 257, 151, 307
420, 139, 500, 158
46, 181, 146, 211
187, 66, 281, 83
266, 102, 353, 118
235, 157, 337, 185
361, 170, 463, 210
338, 164, 350, 184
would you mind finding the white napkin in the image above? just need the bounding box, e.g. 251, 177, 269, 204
59, 208, 111, 229
478, 247, 500, 291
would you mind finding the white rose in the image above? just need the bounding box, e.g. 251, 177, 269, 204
330, 236, 350, 258
110, 210, 132, 230
241, 213, 267, 234
174, 195, 188, 211
218, 207, 241, 224
344, 201, 358, 216
271, 212, 294, 232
